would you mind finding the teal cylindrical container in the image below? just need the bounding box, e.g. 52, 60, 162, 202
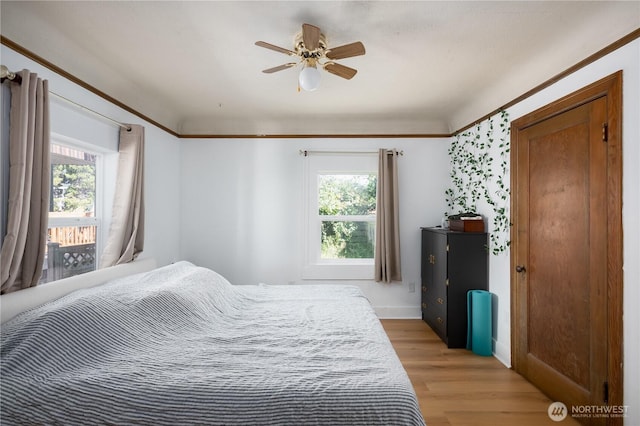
466, 289, 492, 356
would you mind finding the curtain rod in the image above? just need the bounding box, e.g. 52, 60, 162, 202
300, 149, 404, 157
50, 92, 131, 131
1, 65, 131, 131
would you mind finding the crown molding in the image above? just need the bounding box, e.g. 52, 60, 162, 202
3, 27, 639, 139
0, 35, 179, 138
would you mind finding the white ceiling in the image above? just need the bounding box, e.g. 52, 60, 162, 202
1, 1, 639, 136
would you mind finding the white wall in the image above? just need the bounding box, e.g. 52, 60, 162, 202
180, 137, 450, 318
180, 40, 639, 418
4, 34, 638, 422
469, 39, 639, 421
1, 45, 182, 267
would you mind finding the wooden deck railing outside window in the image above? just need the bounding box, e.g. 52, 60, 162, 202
40, 226, 97, 283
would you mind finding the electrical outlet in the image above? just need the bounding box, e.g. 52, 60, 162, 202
408, 281, 416, 293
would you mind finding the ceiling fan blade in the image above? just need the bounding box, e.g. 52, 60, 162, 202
302, 23, 321, 50
324, 63, 358, 80
326, 41, 366, 60
255, 41, 296, 56
262, 63, 297, 73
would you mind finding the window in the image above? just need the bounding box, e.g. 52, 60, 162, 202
303, 153, 377, 279
41, 140, 102, 283
318, 174, 376, 260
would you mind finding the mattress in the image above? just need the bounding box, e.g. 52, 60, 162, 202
1, 261, 425, 425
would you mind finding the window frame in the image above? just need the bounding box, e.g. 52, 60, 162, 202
302, 153, 378, 280
46, 133, 105, 277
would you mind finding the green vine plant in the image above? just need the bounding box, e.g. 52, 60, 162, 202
445, 110, 511, 255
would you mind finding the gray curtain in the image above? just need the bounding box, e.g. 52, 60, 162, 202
100, 124, 145, 268
375, 148, 402, 283
0, 70, 50, 294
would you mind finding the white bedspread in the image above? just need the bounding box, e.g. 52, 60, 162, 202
1, 261, 425, 425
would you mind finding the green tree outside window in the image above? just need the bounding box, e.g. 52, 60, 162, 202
318, 174, 377, 259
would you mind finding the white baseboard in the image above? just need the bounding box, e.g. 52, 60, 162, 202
493, 338, 511, 367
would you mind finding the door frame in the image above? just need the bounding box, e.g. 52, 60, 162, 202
510, 71, 623, 413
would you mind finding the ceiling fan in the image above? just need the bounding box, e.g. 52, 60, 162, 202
255, 23, 366, 91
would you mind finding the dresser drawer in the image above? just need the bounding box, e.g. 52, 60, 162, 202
424, 301, 447, 343
422, 296, 445, 314
433, 293, 446, 309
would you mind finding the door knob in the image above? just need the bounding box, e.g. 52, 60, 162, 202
515, 265, 526, 273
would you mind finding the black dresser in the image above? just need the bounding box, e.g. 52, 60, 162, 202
421, 227, 488, 348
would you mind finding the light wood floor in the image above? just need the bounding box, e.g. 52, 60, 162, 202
381, 319, 581, 426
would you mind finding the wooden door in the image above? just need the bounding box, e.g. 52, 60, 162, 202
511, 73, 623, 425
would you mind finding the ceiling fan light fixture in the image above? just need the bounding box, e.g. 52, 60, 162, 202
257, 23, 365, 90
299, 64, 321, 92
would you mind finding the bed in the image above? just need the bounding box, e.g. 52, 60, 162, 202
1, 261, 425, 425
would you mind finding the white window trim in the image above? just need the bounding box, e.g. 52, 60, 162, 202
302, 153, 377, 280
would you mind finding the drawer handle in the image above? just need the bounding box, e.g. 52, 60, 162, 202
437, 297, 444, 304
436, 317, 444, 324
